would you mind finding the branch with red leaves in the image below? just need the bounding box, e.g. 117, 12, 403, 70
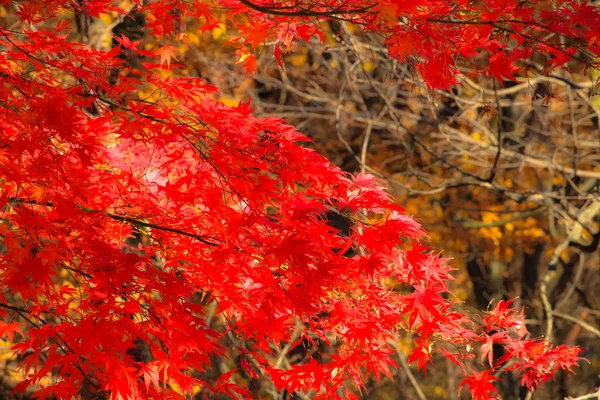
0, 0, 595, 399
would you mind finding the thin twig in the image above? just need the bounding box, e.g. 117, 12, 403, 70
565, 389, 600, 400
460, 207, 544, 229
238, 0, 374, 17
552, 312, 600, 339
389, 340, 427, 400
7, 197, 221, 246
555, 251, 585, 311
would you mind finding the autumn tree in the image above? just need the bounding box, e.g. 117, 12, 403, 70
193, 5, 600, 398
0, 0, 599, 399
220, 36, 600, 398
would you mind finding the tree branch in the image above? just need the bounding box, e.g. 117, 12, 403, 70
7, 198, 221, 246
238, 0, 374, 17
552, 311, 600, 339
460, 207, 545, 229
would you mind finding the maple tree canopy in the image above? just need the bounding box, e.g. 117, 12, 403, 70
0, 0, 598, 399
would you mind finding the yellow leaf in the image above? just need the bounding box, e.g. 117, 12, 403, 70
235, 48, 256, 73
505, 247, 514, 262
212, 23, 227, 40
472, 132, 481, 141
343, 21, 359, 34
187, 32, 201, 46
591, 94, 600, 112
99, 13, 113, 26
324, 32, 337, 46
159, 69, 174, 78
287, 53, 308, 67
481, 212, 500, 223
220, 97, 240, 107
361, 61, 376, 73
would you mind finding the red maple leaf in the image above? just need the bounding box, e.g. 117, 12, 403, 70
459, 370, 501, 400
156, 45, 178, 69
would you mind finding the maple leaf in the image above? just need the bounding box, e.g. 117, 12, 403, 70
403, 285, 446, 328
244, 24, 269, 48
408, 339, 434, 373
235, 47, 257, 74
0, 320, 23, 341
386, 34, 417, 61
114, 34, 141, 50
156, 45, 178, 69
486, 51, 519, 83
139, 363, 161, 392
483, 299, 528, 336
459, 370, 500, 400
417, 54, 459, 90
274, 44, 284, 69
480, 332, 505, 368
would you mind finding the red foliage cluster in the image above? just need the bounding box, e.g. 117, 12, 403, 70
0, 0, 597, 399
226, 0, 600, 88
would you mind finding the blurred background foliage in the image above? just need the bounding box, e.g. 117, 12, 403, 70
1, 1, 599, 398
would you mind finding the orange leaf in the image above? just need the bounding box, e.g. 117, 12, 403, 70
235, 48, 256, 74
156, 45, 178, 69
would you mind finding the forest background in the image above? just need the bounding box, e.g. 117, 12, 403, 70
0, 0, 599, 399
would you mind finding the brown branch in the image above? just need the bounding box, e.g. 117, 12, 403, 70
566, 389, 600, 400
7, 198, 221, 247
460, 207, 545, 229
488, 83, 503, 182
104, 213, 220, 246
552, 311, 600, 339
238, 0, 374, 17
0, 28, 63, 70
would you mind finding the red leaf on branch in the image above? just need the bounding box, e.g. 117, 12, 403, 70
459, 370, 501, 400
156, 45, 178, 69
